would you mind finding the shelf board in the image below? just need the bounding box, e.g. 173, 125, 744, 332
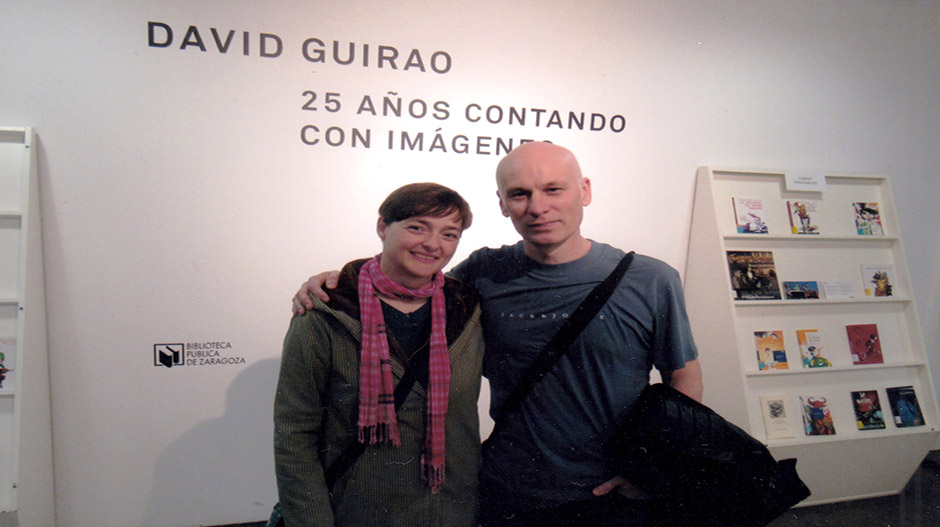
724, 234, 899, 243
733, 296, 911, 307
713, 169, 887, 183
745, 361, 928, 377
765, 426, 938, 448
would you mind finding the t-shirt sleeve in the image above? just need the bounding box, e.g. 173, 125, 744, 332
649, 265, 699, 372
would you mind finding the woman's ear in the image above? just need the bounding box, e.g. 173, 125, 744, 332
376, 217, 387, 241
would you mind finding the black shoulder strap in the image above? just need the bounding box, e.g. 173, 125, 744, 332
492, 251, 636, 425
324, 345, 427, 487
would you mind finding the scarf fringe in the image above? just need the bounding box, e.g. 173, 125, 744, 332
359, 423, 402, 447
422, 453, 446, 494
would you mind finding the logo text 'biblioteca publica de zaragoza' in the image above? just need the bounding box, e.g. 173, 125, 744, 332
153, 342, 246, 368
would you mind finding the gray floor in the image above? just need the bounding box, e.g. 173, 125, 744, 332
768, 450, 940, 527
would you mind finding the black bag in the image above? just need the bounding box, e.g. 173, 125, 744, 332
607, 383, 811, 527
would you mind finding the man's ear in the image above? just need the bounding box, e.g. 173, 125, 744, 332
497, 189, 510, 217
580, 177, 593, 207
376, 217, 387, 240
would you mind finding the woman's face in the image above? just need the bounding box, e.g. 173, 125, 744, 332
377, 210, 463, 289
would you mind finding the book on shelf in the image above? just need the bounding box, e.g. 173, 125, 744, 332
851, 390, 886, 430
800, 395, 837, 436
783, 281, 822, 300
846, 323, 884, 365
754, 330, 789, 371
727, 251, 781, 300
759, 394, 795, 439
860, 264, 897, 297
886, 386, 925, 427
854, 202, 885, 235
796, 329, 831, 368
0, 338, 13, 390
732, 197, 769, 234
787, 200, 821, 235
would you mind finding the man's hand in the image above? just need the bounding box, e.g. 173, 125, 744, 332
592, 476, 651, 500
291, 271, 341, 315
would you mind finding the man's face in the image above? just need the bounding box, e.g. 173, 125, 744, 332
496, 155, 591, 251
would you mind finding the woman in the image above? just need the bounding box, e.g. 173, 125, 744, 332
274, 183, 483, 527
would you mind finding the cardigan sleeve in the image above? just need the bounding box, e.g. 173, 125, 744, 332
274, 312, 336, 527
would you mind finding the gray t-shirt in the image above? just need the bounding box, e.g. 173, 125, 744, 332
450, 240, 698, 503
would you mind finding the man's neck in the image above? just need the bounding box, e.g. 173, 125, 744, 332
523, 236, 592, 265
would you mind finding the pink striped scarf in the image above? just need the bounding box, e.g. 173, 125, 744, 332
357, 255, 451, 492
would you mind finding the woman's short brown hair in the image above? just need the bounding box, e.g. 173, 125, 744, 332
378, 183, 473, 231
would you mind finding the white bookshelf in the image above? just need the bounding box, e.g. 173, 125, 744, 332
0, 127, 55, 525
685, 167, 939, 505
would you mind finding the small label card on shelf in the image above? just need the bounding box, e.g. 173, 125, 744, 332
822, 280, 855, 299
785, 171, 827, 192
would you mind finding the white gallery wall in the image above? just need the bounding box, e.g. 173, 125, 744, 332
2, 1, 939, 525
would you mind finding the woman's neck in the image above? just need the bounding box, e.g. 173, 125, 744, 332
376, 292, 429, 314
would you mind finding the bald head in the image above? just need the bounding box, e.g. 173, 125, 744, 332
496, 142, 582, 189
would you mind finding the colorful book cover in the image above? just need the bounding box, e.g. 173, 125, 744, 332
754, 330, 789, 371
796, 329, 831, 368
801, 395, 837, 436
783, 281, 821, 300
732, 197, 769, 234
846, 323, 884, 365
759, 394, 794, 439
851, 390, 886, 430
0, 338, 14, 390
787, 200, 820, 235
854, 202, 885, 235
727, 251, 782, 300
860, 265, 897, 297
886, 386, 925, 427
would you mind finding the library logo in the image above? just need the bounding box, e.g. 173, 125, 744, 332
152, 341, 247, 368
154, 343, 184, 368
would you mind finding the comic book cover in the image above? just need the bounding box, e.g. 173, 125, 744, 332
797, 329, 831, 368
851, 390, 886, 430
860, 265, 897, 297
754, 330, 789, 371
0, 338, 13, 390
846, 323, 884, 365
759, 394, 794, 439
801, 395, 837, 436
886, 386, 925, 427
732, 197, 769, 234
787, 200, 820, 235
854, 202, 885, 235
783, 281, 821, 300
727, 251, 781, 300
